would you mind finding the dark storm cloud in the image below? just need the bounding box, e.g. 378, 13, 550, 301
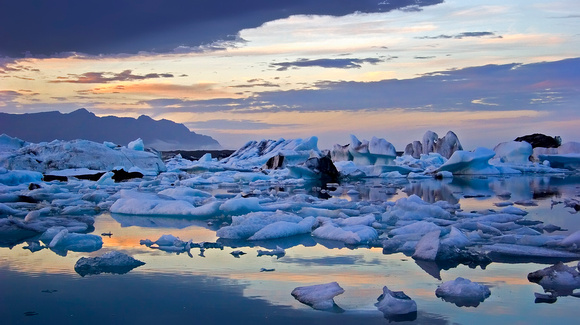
0, 0, 443, 57
50, 70, 174, 83
416, 32, 500, 39
271, 58, 384, 71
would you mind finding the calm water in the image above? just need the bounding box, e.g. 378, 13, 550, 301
1, 175, 580, 324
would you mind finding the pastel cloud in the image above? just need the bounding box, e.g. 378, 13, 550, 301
50, 70, 174, 83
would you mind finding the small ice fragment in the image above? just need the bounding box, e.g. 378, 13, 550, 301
291, 282, 345, 310
230, 250, 246, 258
375, 286, 417, 321
257, 246, 285, 258
435, 277, 491, 307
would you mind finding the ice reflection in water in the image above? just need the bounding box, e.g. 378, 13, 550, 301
1, 175, 580, 324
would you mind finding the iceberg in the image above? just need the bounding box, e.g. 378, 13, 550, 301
435, 277, 491, 307
375, 286, 417, 321
291, 282, 345, 310
527, 262, 580, 297
437, 147, 500, 175
74, 251, 145, 277
0, 139, 165, 174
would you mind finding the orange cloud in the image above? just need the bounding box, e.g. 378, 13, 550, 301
84, 82, 245, 100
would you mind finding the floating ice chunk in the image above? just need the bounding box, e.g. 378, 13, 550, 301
437, 147, 499, 175
219, 197, 264, 215
493, 141, 532, 164
382, 194, 451, 222
257, 245, 285, 258
0, 202, 22, 216
440, 227, 470, 248
0, 139, 165, 174
559, 230, 580, 248
375, 286, 417, 320
435, 277, 491, 307
291, 282, 345, 310
128, 138, 144, 151
249, 217, 316, 241
0, 169, 43, 186
157, 187, 212, 204
527, 262, 580, 296
222, 137, 320, 168
345, 135, 396, 166
389, 221, 441, 237
481, 243, 580, 259
334, 214, 376, 227
40, 226, 102, 254
312, 220, 378, 245
111, 197, 220, 217
217, 211, 303, 239
74, 251, 145, 277
412, 230, 441, 261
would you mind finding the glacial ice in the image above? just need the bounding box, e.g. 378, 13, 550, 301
435, 277, 491, 307
528, 262, 580, 296
74, 251, 145, 276
291, 282, 345, 310
39, 226, 102, 254
375, 286, 417, 320
0, 138, 165, 174
0, 169, 43, 186
437, 147, 500, 175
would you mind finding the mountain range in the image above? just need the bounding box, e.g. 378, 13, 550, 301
0, 109, 221, 150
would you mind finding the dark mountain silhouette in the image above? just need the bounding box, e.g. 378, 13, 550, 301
0, 108, 221, 150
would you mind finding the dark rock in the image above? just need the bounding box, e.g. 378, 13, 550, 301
43, 174, 68, 182
111, 169, 143, 182
28, 183, 41, 190
262, 154, 285, 170
515, 133, 561, 148
304, 156, 340, 183
75, 172, 106, 181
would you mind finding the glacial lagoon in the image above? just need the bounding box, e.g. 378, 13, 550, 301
2, 174, 580, 325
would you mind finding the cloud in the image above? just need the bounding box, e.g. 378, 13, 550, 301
0, 0, 443, 57
230, 79, 280, 88
126, 58, 580, 116
186, 119, 299, 130
271, 57, 383, 71
416, 31, 500, 39
50, 70, 174, 83
244, 57, 580, 113
78, 83, 241, 100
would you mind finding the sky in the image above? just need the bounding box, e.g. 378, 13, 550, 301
1, 0, 579, 150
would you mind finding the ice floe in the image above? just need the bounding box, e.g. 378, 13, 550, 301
74, 251, 145, 276
435, 277, 491, 307
375, 286, 417, 321
291, 282, 345, 310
